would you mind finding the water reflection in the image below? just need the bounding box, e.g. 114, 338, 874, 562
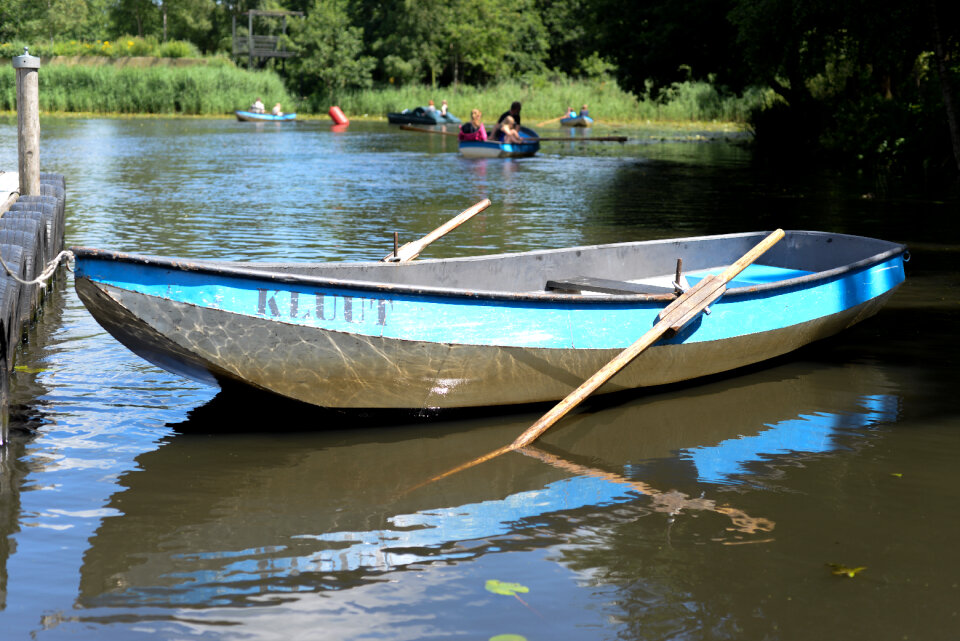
74, 359, 898, 610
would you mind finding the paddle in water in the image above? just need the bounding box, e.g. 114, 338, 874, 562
413, 228, 786, 487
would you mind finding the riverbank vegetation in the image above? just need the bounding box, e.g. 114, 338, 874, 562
0, 64, 293, 115
0, 63, 763, 124
0, 0, 957, 188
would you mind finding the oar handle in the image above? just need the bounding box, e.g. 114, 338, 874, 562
384, 199, 491, 263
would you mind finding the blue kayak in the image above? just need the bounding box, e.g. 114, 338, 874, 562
235, 110, 296, 122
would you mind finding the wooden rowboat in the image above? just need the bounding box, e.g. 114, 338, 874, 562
235, 110, 297, 122
459, 126, 540, 158
72, 230, 906, 410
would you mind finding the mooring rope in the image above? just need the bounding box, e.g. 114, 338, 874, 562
0, 249, 74, 287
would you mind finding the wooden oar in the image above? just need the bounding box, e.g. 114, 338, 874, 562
535, 114, 566, 126
412, 228, 786, 486
530, 135, 627, 143
400, 124, 459, 137
382, 199, 491, 263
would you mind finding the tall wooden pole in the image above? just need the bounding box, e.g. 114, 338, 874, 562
13, 47, 41, 197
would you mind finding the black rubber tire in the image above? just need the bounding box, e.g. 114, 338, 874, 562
0, 243, 25, 366
0, 214, 48, 269
0, 231, 38, 325
8, 200, 57, 261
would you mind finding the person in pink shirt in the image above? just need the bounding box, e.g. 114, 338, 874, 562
458, 109, 487, 141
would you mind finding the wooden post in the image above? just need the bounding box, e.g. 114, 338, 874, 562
13, 47, 41, 197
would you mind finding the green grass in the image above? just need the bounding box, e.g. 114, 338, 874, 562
312, 76, 768, 124
0, 63, 766, 123
0, 64, 293, 115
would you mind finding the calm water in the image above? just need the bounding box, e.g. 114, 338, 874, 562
0, 117, 957, 640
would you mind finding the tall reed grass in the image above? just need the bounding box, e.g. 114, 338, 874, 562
313, 76, 770, 124
0, 65, 293, 115
0, 64, 768, 122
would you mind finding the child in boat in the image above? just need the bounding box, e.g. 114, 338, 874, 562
499, 115, 523, 143
458, 109, 487, 141
440, 100, 449, 117
272, 103, 283, 116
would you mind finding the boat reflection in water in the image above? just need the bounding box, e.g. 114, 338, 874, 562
77, 359, 899, 609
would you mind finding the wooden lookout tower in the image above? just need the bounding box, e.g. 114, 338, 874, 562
232, 10, 303, 68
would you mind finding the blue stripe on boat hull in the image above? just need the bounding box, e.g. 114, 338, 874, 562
76, 256, 903, 350
76, 276, 900, 409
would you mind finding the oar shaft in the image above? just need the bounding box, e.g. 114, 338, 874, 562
531, 136, 627, 142
511, 322, 668, 448
385, 199, 491, 262
719, 229, 786, 281
399, 124, 459, 137
512, 228, 785, 448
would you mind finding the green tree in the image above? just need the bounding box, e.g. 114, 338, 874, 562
289, 0, 375, 97
111, 0, 160, 38
589, 0, 745, 97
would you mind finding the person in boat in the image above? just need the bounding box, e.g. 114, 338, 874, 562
426, 100, 436, 113
440, 100, 449, 117
250, 97, 265, 114
498, 115, 524, 144
580, 104, 589, 118
497, 101, 522, 127
458, 109, 487, 142
565, 106, 576, 118
272, 103, 283, 116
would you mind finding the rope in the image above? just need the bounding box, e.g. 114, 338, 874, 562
0, 249, 74, 287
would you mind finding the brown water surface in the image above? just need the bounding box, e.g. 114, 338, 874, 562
0, 118, 956, 640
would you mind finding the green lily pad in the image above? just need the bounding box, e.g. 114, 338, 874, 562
827, 563, 867, 578
14, 365, 47, 374
485, 580, 530, 596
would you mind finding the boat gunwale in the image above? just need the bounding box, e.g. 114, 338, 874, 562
71, 232, 906, 305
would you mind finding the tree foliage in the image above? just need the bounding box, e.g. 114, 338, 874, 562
0, 0, 957, 183
288, 0, 375, 97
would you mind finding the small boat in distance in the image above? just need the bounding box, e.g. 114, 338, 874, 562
560, 115, 593, 127
73, 230, 906, 410
235, 110, 297, 122
459, 126, 540, 158
388, 107, 461, 125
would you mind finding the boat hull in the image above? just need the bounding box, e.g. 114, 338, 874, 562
560, 116, 593, 127
459, 126, 540, 158
73, 231, 906, 409
387, 110, 460, 125
235, 110, 297, 122
75, 276, 897, 408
